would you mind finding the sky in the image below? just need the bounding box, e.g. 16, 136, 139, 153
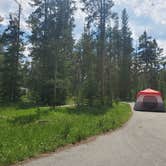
0, 0, 166, 55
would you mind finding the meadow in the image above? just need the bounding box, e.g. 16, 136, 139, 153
0, 103, 132, 166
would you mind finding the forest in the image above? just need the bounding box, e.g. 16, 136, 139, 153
0, 0, 166, 107
1, 0, 166, 165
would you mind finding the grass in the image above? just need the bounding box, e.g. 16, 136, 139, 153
0, 103, 132, 166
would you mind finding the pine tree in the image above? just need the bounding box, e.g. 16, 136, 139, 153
130, 46, 141, 98
28, 0, 51, 105
138, 31, 162, 89
73, 26, 97, 106
119, 9, 133, 100
52, 0, 75, 105
0, 14, 24, 102
28, 0, 75, 106
81, 0, 114, 105
106, 14, 121, 100
0, 45, 3, 103
0, 20, 3, 102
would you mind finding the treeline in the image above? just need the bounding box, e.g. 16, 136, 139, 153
0, 0, 165, 107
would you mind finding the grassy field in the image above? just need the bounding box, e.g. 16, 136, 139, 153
0, 103, 132, 166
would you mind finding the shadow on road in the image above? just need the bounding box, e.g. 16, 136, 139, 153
134, 109, 166, 113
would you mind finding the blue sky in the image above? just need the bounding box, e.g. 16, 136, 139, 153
0, 0, 166, 55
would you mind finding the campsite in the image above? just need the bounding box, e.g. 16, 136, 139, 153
134, 89, 165, 112
0, 0, 166, 166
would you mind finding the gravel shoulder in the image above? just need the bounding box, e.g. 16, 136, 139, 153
20, 103, 166, 166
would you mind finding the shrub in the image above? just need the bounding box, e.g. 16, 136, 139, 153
19, 94, 35, 109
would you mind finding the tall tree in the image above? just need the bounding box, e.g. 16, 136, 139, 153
0, 14, 24, 102
28, 0, 51, 105
73, 26, 97, 106
0, 17, 3, 102
52, 0, 75, 105
130, 46, 142, 98
81, 0, 114, 105
119, 9, 133, 100
28, 0, 75, 106
0, 42, 3, 103
106, 14, 121, 100
138, 31, 162, 89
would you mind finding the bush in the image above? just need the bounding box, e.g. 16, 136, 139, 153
19, 94, 35, 109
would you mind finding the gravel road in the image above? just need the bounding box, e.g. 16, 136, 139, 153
21, 103, 166, 166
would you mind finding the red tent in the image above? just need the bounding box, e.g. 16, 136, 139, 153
134, 89, 165, 111
137, 89, 162, 97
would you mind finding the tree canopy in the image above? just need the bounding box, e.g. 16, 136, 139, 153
0, 0, 165, 106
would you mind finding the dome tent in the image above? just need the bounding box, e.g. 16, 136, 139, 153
134, 89, 165, 111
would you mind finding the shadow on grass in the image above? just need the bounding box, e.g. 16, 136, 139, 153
50, 105, 114, 116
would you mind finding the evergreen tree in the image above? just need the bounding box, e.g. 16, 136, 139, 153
106, 14, 121, 100
73, 26, 97, 106
159, 56, 166, 98
130, 47, 142, 98
28, 0, 51, 105
138, 31, 162, 89
119, 9, 133, 100
52, 0, 75, 105
0, 47, 3, 103
0, 14, 24, 102
28, 0, 75, 106
0, 18, 3, 102
81, 0, 114, 105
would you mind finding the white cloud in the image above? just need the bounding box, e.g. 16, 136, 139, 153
116, 0, 166, 25
115, 0, 166, 54
0, 0, 32, 31
73, 1, 86, 40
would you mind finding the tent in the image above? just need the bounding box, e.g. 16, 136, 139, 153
134, 89, 165, 111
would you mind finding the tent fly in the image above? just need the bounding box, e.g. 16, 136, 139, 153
134, 89, 165, 112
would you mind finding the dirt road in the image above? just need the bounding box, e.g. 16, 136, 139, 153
21, 103, 166, 166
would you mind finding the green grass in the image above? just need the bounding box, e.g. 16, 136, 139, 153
0, 103, 132, 166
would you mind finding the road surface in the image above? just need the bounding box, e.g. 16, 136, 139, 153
21, 103, 166, 166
